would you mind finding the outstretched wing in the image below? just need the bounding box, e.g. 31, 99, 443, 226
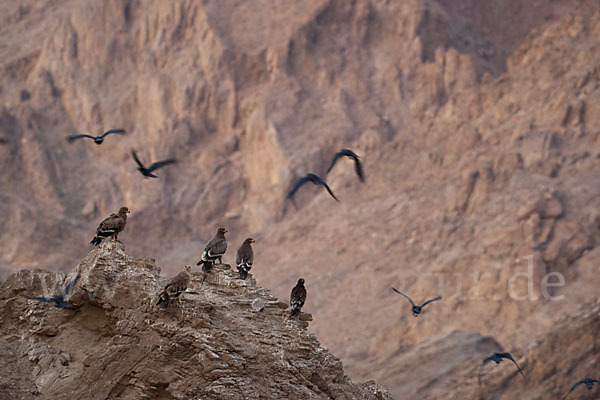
147, 159, 177, 172
100, 129, 126, 138
352, 155, 365, 182
67, 134, 95, 142
61, 273, 81, 298
319, 180, 340, 202
326, 151, 346, 173
421, 296, 442, 308
131, 150, 145, 169
499, 352, 525, 376
562, 380, 588, 400
287, 175, 313, 198
392, 288, 415, 306
26, 296, 58, 303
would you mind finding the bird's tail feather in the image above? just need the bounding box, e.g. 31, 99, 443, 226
201, 261, 213, 273
290, 307, 300, 316
156, 293, 170, 308
90, 236, 103, 246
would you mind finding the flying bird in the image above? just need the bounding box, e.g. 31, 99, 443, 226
562, 378, 600, 400
290, 278, 307, 316
0, 138, 6, 145
67, 129, 126, 145
196, 228, 228, 273
131, 150, 177, 178
479, 352, 525, 384
326, 149, 364, 182
287, 173, 339, 202
391, 288, 441, 317
236, 238, 255, 279
156, 266, 191, 308
26, 273, 81, 308
90, 207, 130, 246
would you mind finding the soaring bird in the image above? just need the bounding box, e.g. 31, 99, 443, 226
131, 150, 177, 178
196, 228, 228, 272
236, 238, 255, 279
326, 149, 364, 182
391, 288, 441, 317
67, 129, 126, 145
156, 266, 191, 308
0, 138, 6, 145
90, 207, 130, 246
562, 378, 600, 399
287, 173, 339, 202
290, 278, 307, 316
479, 352, 525, 384
26, 273, 80, 308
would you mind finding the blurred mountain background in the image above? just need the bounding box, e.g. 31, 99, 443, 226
1, 0, 599, 398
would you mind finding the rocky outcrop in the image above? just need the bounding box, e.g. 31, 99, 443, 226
0, 242, 391, 400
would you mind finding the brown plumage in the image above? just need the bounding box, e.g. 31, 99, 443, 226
290, 278, 307, 316
156, 266, 191, 308
236, 238, 255, 279
90, 207, 130, 246
196, 228, 228, 272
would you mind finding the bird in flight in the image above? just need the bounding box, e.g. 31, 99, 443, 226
0, 138, 7, 145
132, 150, 177, 178
25, 273, 81, 308
67, 129, 126, 145
326, 149, 364, 182
391, 288, 441, 317
479, 352, 524, 384
562, 378, 600, 399
288, 173, 340, 202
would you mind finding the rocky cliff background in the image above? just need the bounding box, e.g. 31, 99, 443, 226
1, 0, 599, 399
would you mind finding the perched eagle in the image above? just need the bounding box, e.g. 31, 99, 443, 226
290, 278, 307, 316
90, 207, 130, 246
196, 228, 228, 272
236, 238, 255, 279
156, 266, 191, 308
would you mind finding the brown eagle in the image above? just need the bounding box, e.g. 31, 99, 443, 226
156, 266, 192, 308
196, 228, 228, 272
290, 278, 307, 316
90, 207, 130, 246
236, 238, 255, 279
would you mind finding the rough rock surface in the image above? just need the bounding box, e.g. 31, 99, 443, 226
0, 242, 392, 400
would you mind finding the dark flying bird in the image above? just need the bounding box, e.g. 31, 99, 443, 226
392, 288, 441, 317
67, 129, 126, 145
90, 207, 130, 246
131, 150, 177, 178
562, 378, 600, 400
196, 228, 228, 272
236, 238, 255, 279
326, 149, 364, 182
26, 273, 81, 308
0, 138, 7, 145
290, 278, 307, 316
479, 352, 525, 384
156, 266, 191, 309
287, 173, 339, 202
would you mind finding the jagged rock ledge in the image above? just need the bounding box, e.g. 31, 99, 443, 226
0, 241, 392, 399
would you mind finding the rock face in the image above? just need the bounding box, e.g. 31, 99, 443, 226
0, 242, 392, 400
2, 1, 600, 399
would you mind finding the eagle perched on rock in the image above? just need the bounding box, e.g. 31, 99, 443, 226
90, 207, 130, 246
156, 266, 191, 308
290, 278, 307, 316
196, 228, 228, 272
236, 238, 255, 279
